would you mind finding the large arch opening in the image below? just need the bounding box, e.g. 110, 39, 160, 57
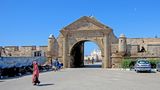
84, 42, 102, 68
70, 40, 102, 68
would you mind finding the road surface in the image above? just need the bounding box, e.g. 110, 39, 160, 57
0, 68, 160, 90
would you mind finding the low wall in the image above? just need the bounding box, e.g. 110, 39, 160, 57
0, 57, 47, 69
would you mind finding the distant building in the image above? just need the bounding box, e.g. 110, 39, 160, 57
84, 49, 101, 61
90, 49, 102, 62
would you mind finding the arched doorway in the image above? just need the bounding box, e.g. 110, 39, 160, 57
59, 16, 116, 68
70, 40, 102, 68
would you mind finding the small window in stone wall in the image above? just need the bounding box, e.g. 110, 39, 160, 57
34, 51, 41, 57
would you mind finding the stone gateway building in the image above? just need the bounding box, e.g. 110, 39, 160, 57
1, 16, 160, 68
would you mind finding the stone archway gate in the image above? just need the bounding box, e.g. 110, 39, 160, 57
59, 16, 117, 68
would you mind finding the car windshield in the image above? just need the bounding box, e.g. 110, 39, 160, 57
137, 60, 149, 64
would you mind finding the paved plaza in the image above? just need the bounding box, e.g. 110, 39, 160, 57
0, 68, 160, 90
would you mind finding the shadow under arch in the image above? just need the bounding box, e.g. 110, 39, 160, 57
70, 40, 102, 68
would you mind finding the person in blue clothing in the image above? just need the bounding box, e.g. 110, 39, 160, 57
58, 61, 63, 69
53, 58, 60, 71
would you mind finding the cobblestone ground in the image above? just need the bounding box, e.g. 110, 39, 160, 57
0, 68, 160, 90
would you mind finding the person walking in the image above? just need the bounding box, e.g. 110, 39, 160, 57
91, 57, 94, 64
32, 61, 40, 85
88, 57, 90, 64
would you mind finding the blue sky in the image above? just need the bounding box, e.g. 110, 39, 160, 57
0, 0, 160, 55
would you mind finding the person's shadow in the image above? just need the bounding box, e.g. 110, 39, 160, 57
37, 83, 54, 86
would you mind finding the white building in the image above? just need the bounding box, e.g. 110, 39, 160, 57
84, 49, 102, 62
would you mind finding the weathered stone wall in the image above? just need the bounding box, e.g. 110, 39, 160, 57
111, 44, 118, 54
111, 38, 160, 67
57, 34, 63, 62
126, 38, 160, 57
127, 38, 160, 51
109, 32, 118, 44
53, 39, 59, 57
127, 38, 160, 44
129, 45, 139, 55
147, 44, 160, 56
2, 46, 20, 56
37, 46, 48, 52
19, 46, 35, 56
37, 46, 48, 56
111, 57, 122, 68
1, 46, 47, 57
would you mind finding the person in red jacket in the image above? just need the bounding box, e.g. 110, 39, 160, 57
32, 61, 40, 85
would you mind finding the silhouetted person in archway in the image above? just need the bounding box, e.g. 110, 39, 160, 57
91, 57, 94, 64
88, 57, 90, 64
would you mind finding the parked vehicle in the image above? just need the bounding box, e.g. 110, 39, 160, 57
156, 63, 160, 72
134, 59, 151, 72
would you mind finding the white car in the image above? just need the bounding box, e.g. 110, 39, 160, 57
156, 63, 160, 72
134, 59, 151, 72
